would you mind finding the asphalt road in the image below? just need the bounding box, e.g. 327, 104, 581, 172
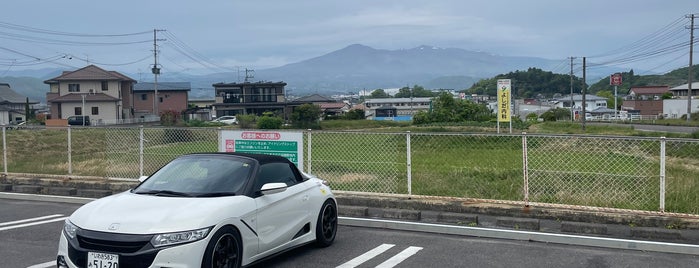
2, 198, 699, 268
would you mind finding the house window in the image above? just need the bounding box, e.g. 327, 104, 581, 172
159, 97, 163, 103
69, 84, 80, 92
101, 81, 108, 91
75, 107, 82, 115
141, 94, 147, 101
92, 107, 99, 115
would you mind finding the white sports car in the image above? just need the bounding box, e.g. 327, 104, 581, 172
57, 152, 337, 268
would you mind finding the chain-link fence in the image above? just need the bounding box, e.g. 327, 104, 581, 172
2, 126, 698, 214
306, 131, 406, 194
526, 135, 661, 211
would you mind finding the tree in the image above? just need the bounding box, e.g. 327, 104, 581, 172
291, 104, 322, 129
160, 110, 179, 126
237, 114, 256, 129
343, 109, 365, 120
257, 112, 283, 129
24, 97, 35, 121
540, 108, 570, 122
395, 85, 436, 98
413, 92, 494, 124
394, 87, 412, 98
595, 90, 614, 108
369, 89, 390, 98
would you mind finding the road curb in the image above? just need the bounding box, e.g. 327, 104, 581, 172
339, 217, 699, 256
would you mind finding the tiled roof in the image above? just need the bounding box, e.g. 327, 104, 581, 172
134, 82, 191, 91
44, 65, 135, 83
670, 82, 699, 90
295, 94, 335, 102
630, 86, 669, 95
0, 83, 39, 104
319, 103, 347, 109
46, 93, 119, 103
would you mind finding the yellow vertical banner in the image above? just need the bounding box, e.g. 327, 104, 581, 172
497, 79, 511, 122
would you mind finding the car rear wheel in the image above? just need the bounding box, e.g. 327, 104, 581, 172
315, 199, 337, 247
202, 226, 242, 268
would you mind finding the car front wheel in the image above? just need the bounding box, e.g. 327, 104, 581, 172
202, 226, 242, 268
315, 199, 337, 247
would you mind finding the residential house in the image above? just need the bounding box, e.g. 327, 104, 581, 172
44, 65, 136, 125
133, 82, 191, 118
621, 86, 669, 116
363, 97, 432, 121
553, 94, 608, 112
211, 81, 288, 117
0, 83, 39, 125
669, 82, 699, 98
292, 94, 350, 118
665, 82, 699, 118
187, 98, 216, 121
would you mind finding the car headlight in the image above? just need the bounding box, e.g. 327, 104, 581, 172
151, 227, 212, 248
63, 220, 79, 239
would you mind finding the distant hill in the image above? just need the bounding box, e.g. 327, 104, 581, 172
253, 44, 566, 94
1, 44, 638, 102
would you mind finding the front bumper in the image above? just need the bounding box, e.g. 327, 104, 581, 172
57, 231, 209, 268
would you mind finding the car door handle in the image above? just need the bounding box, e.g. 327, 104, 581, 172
302, 195, 309, 201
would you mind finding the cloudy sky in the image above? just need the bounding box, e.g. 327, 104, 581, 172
1, 0, 696, 76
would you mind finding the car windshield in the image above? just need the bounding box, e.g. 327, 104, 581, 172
133, 155, 254, 197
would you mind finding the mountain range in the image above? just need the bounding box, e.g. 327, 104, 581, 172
1, 44, 625, 103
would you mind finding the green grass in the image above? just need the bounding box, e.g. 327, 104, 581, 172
2, 125, 698, 214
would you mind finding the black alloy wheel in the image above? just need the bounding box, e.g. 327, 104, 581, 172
203, 226, 242, 268
315, 199, 338, 247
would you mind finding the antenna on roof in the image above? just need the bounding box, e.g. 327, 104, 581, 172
244, 68, 255, 82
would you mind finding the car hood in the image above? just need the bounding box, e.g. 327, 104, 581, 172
69, 191, 254, 234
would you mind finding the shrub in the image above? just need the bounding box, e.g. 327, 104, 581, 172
237, 114, 256, 129
258, 115, 283, 129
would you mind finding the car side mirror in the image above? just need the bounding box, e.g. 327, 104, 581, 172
138, 176, 148, 182
260, 182, 287, 195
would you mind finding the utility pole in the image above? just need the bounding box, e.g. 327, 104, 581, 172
152, 29, 166, 117
569, 57, 575, 121
687, 14, 696, 122
582, 57, 587, 131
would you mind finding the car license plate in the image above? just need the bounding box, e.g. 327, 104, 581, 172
87, 252, 119, 268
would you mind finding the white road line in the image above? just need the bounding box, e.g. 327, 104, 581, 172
375, 246, 423, 268
0, 217, 68, 231
0, 214, 64, 227
336, 244, 395, 268
26, 261, 54, 268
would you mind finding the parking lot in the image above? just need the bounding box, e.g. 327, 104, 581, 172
2, 197, 698, 268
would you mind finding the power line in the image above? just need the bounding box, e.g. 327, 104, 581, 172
0, 21, 151, 37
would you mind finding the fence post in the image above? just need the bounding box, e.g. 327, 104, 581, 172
2, 126, 6, 174
406, 131, 412, 197
139, 126, 144, 177
217, 127, 222, 151
659, 136, 666, 213
522, 132, 529, 206
307, 129, 312, 174
67, 126, 72, 175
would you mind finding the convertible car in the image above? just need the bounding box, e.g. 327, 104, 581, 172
57, 152, 337, 268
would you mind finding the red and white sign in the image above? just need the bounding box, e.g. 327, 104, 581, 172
610, 73, 622, 86
240, 132, 281, 140
225, 140, 236, 152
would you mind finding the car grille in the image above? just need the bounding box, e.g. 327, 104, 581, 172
76, 230, 152, 253
68, 230, 159, 268
78, 235, 150, 253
